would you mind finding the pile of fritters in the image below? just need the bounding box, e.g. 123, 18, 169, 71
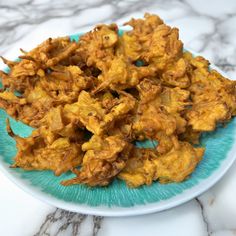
1, 14, 236, 188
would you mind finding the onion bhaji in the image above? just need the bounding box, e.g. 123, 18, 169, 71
1, 13, 235, 188
118, 142, 204, 187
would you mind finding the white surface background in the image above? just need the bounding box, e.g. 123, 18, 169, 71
0, 0, 236, 235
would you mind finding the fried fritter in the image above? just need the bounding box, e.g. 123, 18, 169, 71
118, 142, 204, 187
133, 79, 191, 154
0, 61, 93, 127
75, 24, 119, 71
142, 24, 183, 70
0, 13, 235, 188
62, 135, 132, 186
118, 13, 164, 62
184, 52, 236, 134
118, 148, 159, 187
11, 130, 83, 176
63, 90, 136, 135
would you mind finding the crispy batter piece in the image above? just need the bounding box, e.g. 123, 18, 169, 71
64, 90, 136, 135
75, 24, 119, 71
118, 142, 204, 187
1, 13, 235, 188
62, 135, 132, 186
93, 55, 156, 93
133, 79, 191, 154
184, 52, 236, 134
11, 130, 83, 176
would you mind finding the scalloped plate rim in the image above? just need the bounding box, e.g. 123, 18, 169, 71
0, 30, 235, 216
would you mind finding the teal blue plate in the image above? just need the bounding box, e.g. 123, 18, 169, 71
0, 31, 236, 216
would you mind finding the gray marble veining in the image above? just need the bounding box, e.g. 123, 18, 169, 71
34, 209, 103, 236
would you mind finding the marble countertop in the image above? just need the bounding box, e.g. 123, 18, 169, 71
1, 0, 236, 235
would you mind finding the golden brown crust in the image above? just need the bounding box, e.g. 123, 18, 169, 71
62, 135, 132, 186
0, 13, 234, 187
118, 142, 204, 187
